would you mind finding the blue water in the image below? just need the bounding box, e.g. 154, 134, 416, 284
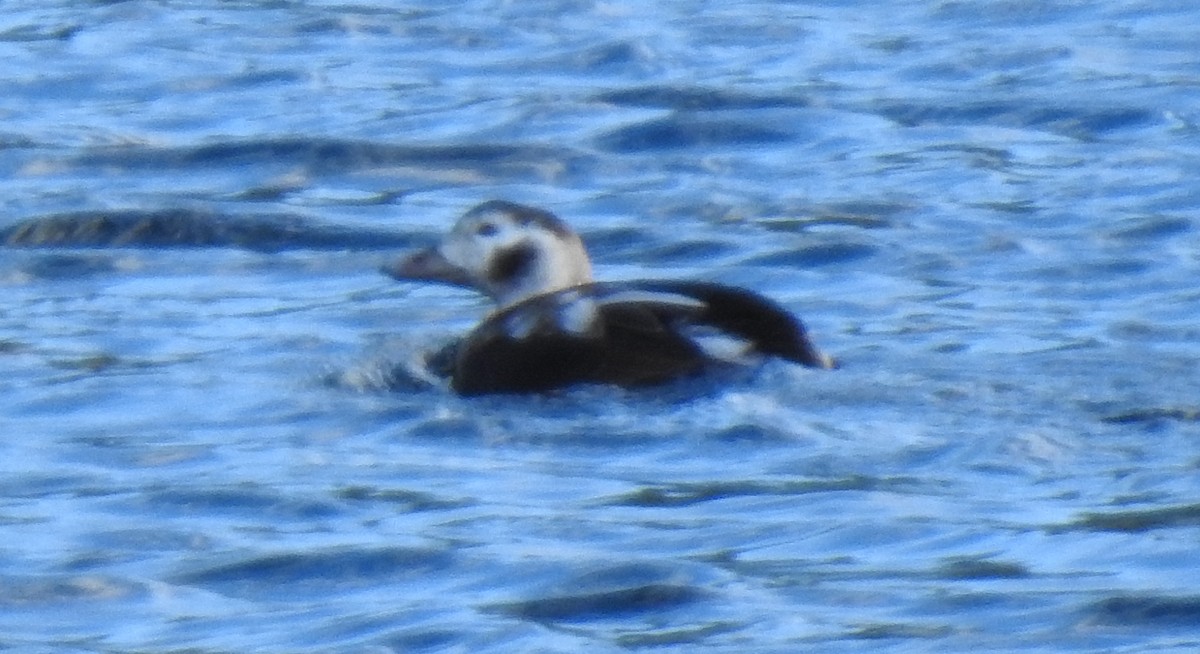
3, 1, 1199, 652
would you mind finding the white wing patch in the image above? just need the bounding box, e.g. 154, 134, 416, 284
555, 293, 600, 335
499, 288, 709, 343
501, 290, 600, 340
682, 325, 756, 362
597, 289, 707, 313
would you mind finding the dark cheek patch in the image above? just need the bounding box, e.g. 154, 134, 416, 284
488, 244, 537, 285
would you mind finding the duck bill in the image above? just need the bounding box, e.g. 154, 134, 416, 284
382, 247, 474, 288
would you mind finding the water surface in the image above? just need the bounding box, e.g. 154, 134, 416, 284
2, 1, 1199, 652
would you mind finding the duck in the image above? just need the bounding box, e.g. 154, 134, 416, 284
383, 200, 835, 395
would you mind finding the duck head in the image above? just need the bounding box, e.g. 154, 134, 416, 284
385, 200, 593, 308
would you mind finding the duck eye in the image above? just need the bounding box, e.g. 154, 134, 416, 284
475, 222, 498, 237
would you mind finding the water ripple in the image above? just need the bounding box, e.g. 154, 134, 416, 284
2, 1, 1198, 652
173, 546, 453, 600
3, 208, 416, 251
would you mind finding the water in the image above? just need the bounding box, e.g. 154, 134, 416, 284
2, 1, 1199, 652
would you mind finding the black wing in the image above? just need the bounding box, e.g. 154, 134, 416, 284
449, 286, 708, 395
591, 281, 835, 369
447, 281, 832, 395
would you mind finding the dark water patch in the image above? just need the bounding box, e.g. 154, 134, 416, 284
1023, 259, 1160, 289
710, 423, 790, 443
0, 339, 27, 354
405, 416, 487, 441
595, 85, 809, 111
823, 200, 917, 223
12, 253, 122, 280
1106, 215, 1193, 241
378, 629, 463, 652
33, 352, 179, 386
610, 475, 902, 508
849, 622, 957, 640
742, 241, 877, 268
0, 473, 111, 502
868, 35, 921, 54
1061, 502, 1200, 533
595, 114, 797, 152
235, 184, 404, 205
1107, 322, 1200, 345
936, 556, 1030, 580
640, 239, 740, 265
75, 138, 592, 180
138, 484, 341, 521
489, 563, 710, 624
3, 208, 416, 251
233, 183, 304, 202
615, 620, 742, 648
173, 546, 451, 600
230, 68, 307, 88
759, 208, 902, 232
1087, 594, 1200, 628
1101, 407, 1200, 426
1, 134, 40, 149
0, 22, 81, 43
873, 99, 1157, 138
335, 485, 471, 512
494, 583, 705, 622
48, 353, 124, 373
573, 39, 658, 70
973, 199, 1040, 215
1084, 256, 1154, 276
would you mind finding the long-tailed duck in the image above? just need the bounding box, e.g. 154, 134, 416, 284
384, 200, 835, 395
